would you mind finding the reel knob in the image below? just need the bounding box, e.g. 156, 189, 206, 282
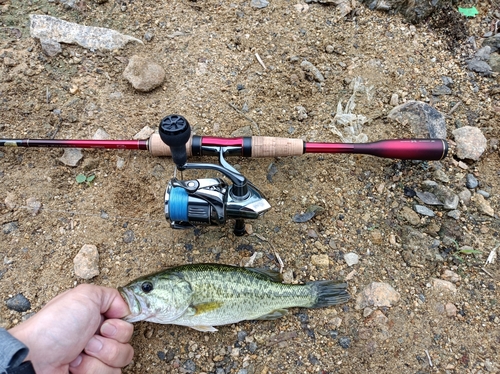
159, 114, 191, 167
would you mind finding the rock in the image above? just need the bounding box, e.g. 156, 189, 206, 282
30, 15, 142, 51
40, 38, 62, 57
400, 226, 439, 265
311, 254, 329, 268
415, 190, 442, 205
445, 303, 457, 317
447, 210, 460, 220
388, 101, 446, 139
475, 46, 491, 61
73, 244, 99, 279
458, 189, 472, 205
6, 294, 31, 312
452, 126, 487, 161
431, 278, 457, 293
344, 252, 359, 266
483, 33, 500, 53
231, 126, 253, 137
26, 197, 41, 215
477, 190, 490, 199
338, 336, 351, 349
433, 169, 449, 183
488, 53, 500, 73
59, 148, 83, 167
123, 229, 135, 243
389, 93, 399, 106
414, 205, 435, 217
473, 194, 494, 217
2, 221, 18, 234
432, 85, 452, 96
300, 60, 325, 82
93, 128, 110, 140
400, 206, 420, 225
133, 126, 155, 140
466, 59, 492, 76
466, 174, 478, 189
441, 270, 460, 283
250, 0, 269, 8
4, 192, 18, 210
355, 282, 400, 309
116, 157, 125, 169
364, 309, 388, 327
370, 229, 383, 245
123, 55, 166, 92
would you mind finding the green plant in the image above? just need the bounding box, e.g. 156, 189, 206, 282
76, 173, 95, 186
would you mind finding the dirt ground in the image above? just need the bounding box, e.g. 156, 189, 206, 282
1, 0, 499, 373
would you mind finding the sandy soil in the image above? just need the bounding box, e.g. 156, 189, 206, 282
1, 0, 499, 373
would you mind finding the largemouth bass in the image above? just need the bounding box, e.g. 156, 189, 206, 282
119, 263, 349, 332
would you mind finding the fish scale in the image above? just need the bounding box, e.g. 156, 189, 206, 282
119, 263, 349, 332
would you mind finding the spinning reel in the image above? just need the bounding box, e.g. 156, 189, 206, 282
159, 115, 271, 236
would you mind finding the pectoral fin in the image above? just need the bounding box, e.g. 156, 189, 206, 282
190, 325, 218, 332
255, 308, 288, 320
193, 301, 223, 315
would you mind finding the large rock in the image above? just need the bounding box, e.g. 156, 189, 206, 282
388, 101, 446, 139
452, 126, 487, 161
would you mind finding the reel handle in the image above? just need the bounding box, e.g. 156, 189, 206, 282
158, 114, 191, 168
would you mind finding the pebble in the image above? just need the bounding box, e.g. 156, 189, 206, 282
338, 336, 351, 349
389, 93, 399, 106
123, 229, 135, 243
74, 244, 100, 279
93, 128, 110, 140
415, 190, 442, 205
432, 85, 452, 96
116, 157, 125, 169
26, 197, 41, 215
453, 126, 487, 161
344, 252, 359, 266
477, 190, 490, 198
466, 59, 492, 76
311, 254, 329, 268
59, 148, 83, 167
355, 282, 400, 309
441, 269, 460, 283
300, 60, 325, 82
433, 169, 449, 183
473, 194, 494, 217
400, 206, 420, 225
4, 193, 17, 210
488, 53, 500, 73
447, 210, 460, 220
458, 189, 472, 205
182, 359, 196, 372
123, 55, 166, 92
133, 126, 155, 140
466, 173, 478, 189
2, 221, 18, 234
474, 46, 491, 61
250, 0, 269, 8
40, 38, 62, 57
414, 205, 435, 217
431, 278, 457, 293
387, 100, 446, 139
6, 294, 31, 312
445, 303, 457, 317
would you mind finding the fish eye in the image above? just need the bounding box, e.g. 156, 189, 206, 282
141, 281, 154, 293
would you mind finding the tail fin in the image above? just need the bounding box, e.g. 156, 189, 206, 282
309, 280, 350, 308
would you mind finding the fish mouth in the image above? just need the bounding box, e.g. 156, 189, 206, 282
118, 286, 146, 323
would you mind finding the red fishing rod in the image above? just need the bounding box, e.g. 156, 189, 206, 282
1, 114, 448, 235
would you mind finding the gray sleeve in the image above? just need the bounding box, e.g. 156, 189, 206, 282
0, 328, 29, 373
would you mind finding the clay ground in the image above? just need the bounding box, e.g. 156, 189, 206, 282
1, 0, 499, 373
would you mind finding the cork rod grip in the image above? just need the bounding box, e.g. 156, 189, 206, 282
251, 136, 304, 157
148, 133, 193, 157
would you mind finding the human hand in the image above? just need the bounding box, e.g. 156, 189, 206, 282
9, 284, 134, 374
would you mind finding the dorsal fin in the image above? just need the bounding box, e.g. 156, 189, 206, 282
245, 267, 283, 282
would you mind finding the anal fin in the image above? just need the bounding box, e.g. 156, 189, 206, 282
254, 309, 288, 320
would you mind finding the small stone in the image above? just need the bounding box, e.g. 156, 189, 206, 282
144, 30, 155, 42
432, 85, 452, 96
2, 221, 18, 234
447, 210, 460, 220
93, 128, 110, 140
355, 282, 400, 309
311, 254, 329, 268
363, 307, 373, 317
300, 60, 325, 82
441, 269, 460, 283
370, 229, 382, 244
237, 330, 248, 341
6, 294, 31, 312
4, 193, 18, 210
466, 59, 492, 76
59, 148, 83, 167
414, 205, 435, 217
475, 46, 491, 61
338, 337, 351, 349
431, 278, 457, 293
123, 229, 135, 243
445, 302, 457, 317
133, 126, 155, 140
344, 252, 359, 266
458, 189, 471, 205
415, 190, 442, 205
433, 169, 449, 183
477, 190, 490, 198
400, 206, 420, 225
465, 174, 478, 189
157, 351, 166, 361
325, 45, 335, 53
73, 244, 99, 279
250, 0, 268, 8
116, 157, 125, 169
388, 101, 446, 139
473, 194, 494, 217
453, 126, 487, 161
123, 55, 166, 92
389, 93, 399, 106
40, 38, 62, 57
26, 197, 41, 215
364, 310, 388, 326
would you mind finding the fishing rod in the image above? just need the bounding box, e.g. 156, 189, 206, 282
1, 114, 448, 235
